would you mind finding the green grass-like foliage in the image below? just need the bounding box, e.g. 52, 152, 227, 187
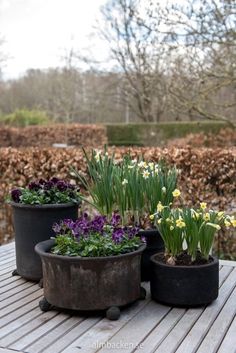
154, 203, 235, 261
73, 148, 178, 225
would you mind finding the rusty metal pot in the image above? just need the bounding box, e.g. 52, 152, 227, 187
35, 239, 146, 320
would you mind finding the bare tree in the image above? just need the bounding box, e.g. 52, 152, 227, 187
157, 0, 236, 127
100, 0, 173, 122
0, 35, 7, 80
100, 0, 236, 125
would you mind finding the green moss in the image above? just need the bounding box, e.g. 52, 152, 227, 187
106, 121, 227, 146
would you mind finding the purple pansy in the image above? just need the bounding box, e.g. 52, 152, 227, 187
11, 188, 22, 203
111, 213, 121, 227
28, 182, 41, 191
112, 228, 125, 243
56, 180, 67, 191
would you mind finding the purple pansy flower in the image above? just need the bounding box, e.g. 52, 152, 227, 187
111, 213, 121, 227
112, 228, 125, 243
28, 182, 41, 191
11, 188, 22, 203
56, 180, 67, 191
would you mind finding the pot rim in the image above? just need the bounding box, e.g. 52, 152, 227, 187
35, 239, 146, 261
138, 228, 159, 234
150, 252, 219, 269
9, 201, 79, 209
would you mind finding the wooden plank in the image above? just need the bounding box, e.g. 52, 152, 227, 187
0, 242, 15, 252
5, 311, 62, 349
0, 256, 15, 268
0, 283, 39, 305
61, 298, 153, 353
0, 348, 24, 353
154, 308, 204, 353
217, 316, 236, 353
44, 317, 102, 353
0, 278, 33, 296
174, 267, 236, 353
0, 275, 22, 288
10, 313, 95, 352
0, 307, 42, 341
0, 298, 41, 329
220, 260, 236, 267
0, 251, 15, 262
24, 316, 85, 353
196, 285, 236, 353
134, 308, 186, 353
0, 261, 16, 272
78, 301, 172, 353
0, 290, 42, 322
0, 265, 16, 276
133, 265, 233, 353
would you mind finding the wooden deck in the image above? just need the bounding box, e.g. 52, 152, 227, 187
0, 242, 236, 353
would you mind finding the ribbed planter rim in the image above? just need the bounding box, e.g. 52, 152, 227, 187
35, 239, 146, 262
151, 253, 218, 269
10, 201, 79, 210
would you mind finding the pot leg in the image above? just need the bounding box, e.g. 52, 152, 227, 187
140, 286, 147, 300
106, 306, 121, 321
12, 269, 19, 276
39, 297, 52, 312
38, 278, 44, 288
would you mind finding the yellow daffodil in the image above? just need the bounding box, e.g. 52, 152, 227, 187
224, 220, 231, 228
200, 202, 207, 210
176, 219, 186, 228
172, 189, 181, 198
217, 211, 225, 219
203, 213, 210, 221
149, 214, 154, 221
138, 161, 147, 168
170, 225, 174, 231
157, 202, 164, 212
231, 219, 236, 227
148, 162, 154, 170
157, 218, 162, 224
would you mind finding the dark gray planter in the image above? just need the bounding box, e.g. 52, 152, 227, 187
35, 239, 146, 320
139, 229, 164, 282
150, 253, 219, 307
11, 202, 78, 281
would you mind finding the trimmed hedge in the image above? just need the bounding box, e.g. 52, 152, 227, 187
106, 121, 230, 146
0, 146, 235, 258
0, 124, 107, 147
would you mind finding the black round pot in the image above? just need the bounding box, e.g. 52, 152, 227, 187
139, 229, 164, 282
11, 202, 78, 281
150, 253, 219, 307
35, 240, 146, 314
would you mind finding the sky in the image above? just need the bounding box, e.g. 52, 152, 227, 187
0, 0, 107, 79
